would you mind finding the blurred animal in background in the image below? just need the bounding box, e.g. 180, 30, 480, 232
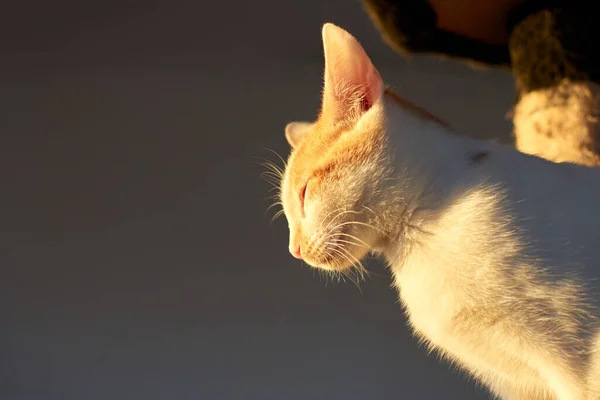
363, 0, 600, 167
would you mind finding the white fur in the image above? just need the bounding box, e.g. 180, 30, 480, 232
380, 98, 600, 399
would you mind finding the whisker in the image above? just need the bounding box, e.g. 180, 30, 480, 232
342, 269, 363, 293
265, 201, 283, 212
361, 205, 377, 215
328, 243, 364, 271
333, 270, 345, 284
322, 209, 362, 232
255, 153, 285, 168
333, 233, 371, 248
260, 171, 282, 182
318, 268, 329, 287
328, 246, 356, 268
260, 147, 288, 169
257, 164, 285, 182
331, 243, 369, 280
261, 179, 282, 193
327, 245, 367, 288
261, 180, 280, 191
256, 156, 286, 208
335, 238, 368, 249
361, 205, 382, 224
331, 220, 383, 233
270, 209, 286, 224
259, 164, 284, 175
260, 172, 283, 183
319, 207, 348, 230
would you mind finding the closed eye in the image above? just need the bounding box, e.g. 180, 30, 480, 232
300, 183, 307, 213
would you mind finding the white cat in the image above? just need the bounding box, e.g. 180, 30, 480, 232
279, 23, 600, 399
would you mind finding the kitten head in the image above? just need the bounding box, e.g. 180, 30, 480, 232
281, 23, 393, 271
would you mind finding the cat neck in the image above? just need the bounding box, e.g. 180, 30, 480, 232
383, 89, 476, 167
383, 89, 479, 195
377, 90, 488, 259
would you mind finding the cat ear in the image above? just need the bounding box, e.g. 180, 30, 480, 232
285, 121, 314, 148
321, 23, 383, 123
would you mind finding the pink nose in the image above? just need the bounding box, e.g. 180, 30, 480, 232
290, 244, 302, 259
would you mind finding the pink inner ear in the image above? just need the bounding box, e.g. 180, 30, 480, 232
321, 23, 383, 122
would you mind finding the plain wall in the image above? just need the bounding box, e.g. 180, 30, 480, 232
2, 1, 515, 399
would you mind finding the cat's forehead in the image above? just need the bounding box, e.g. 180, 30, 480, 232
285, 120, 383, 186
290, 119, 346, 158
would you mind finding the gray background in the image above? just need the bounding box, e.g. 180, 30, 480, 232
2, 1, 515, 399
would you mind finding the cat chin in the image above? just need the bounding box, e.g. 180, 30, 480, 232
304, 245, 370, 272
301, 223, 376, 270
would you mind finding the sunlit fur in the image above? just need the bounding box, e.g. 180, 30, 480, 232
278, 23, 600, 399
